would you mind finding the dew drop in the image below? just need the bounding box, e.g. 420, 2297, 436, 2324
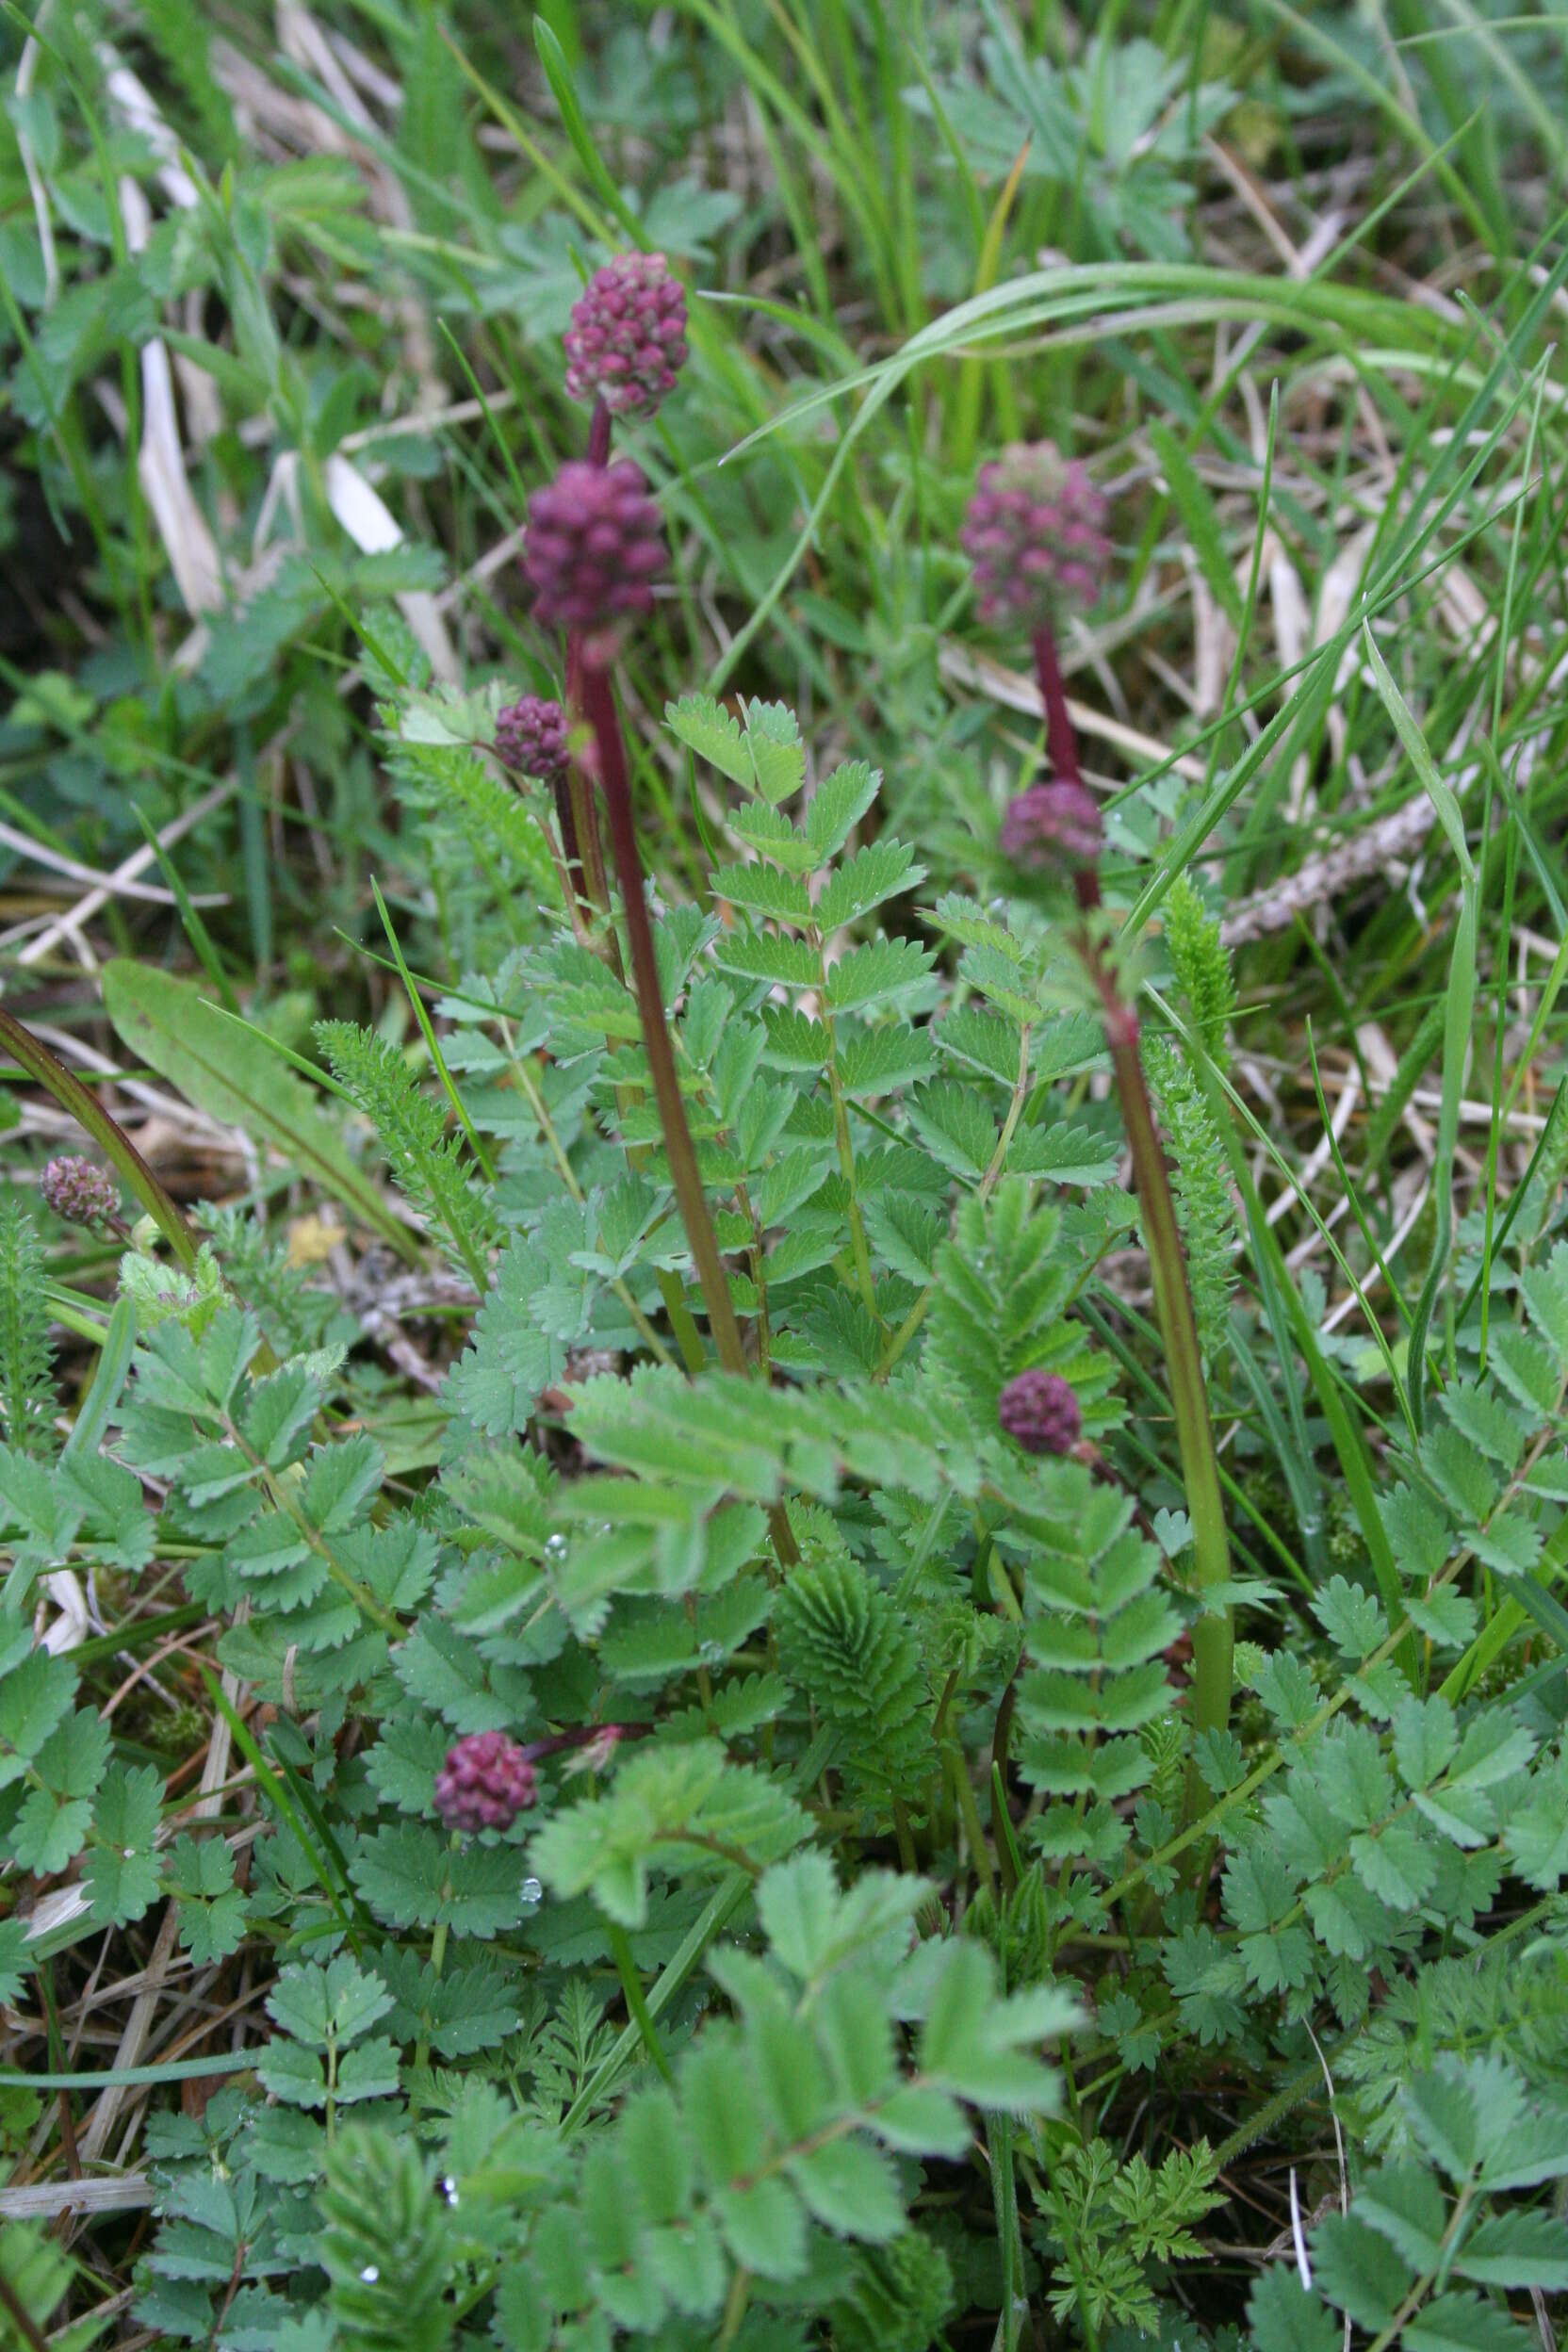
359, 2265, 380, 2284
520, 1875, 543, 1905
122, 1847, 136, 1860
545, 1532, 569, 1560
441, 2175, 460, 2207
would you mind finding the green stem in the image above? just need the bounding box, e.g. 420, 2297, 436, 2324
607, 1921, 675, 2085
580, 661, 748, 1377
1028, 622, 1232, 1812
1095, 959, 1233, 1803
948, 1746, 995, 1902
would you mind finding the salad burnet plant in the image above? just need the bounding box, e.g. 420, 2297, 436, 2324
6, 251, 1568, 2352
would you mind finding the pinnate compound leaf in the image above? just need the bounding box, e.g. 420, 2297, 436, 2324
531, 1741, 810, 1927
1006, 1119, 1119, 1184
351, 1823, 538, 1936
1309, 2211, 1408, 2331
10, 1789, 93, 1875
1246, 2264, 1342, 2352
804, 762, 880, 861
82, 1763, 163, 1926
758, 1852, 928, 1984
906, 1082, 997, 1182
1401, 2292, 1539, 2351
835, 1025, 938, 1101
786, 2137, 904, 2241
825, 939, 935, 1013
814, 841, 923, 932
665, 694, 751, 786
710, 861, 811, 923
267, 1954, 395, 2049
741, 698, 805, 805
0, 1648, 76, 1787
1454, 2209, 1568, 2289
915, 1941, 1074, 2111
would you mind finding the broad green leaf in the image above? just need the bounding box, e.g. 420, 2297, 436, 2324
666, 694, 752, 785
742, 699, 805, 806
1246, 2265, 1345, 2352
102, 963, 413, 1255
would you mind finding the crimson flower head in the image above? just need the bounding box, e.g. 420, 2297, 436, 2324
495, 694, 569, 784
434, 1731, 537, 1835
998, 1369, 1082, 1458
962, 441, 1111, 630
564, 252, 688, 418
524, 459, 666, 640
1001, 778, 1103, 873
41, 1157, 121, 1228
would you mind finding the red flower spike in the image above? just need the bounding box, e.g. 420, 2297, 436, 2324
495, 694, 569, 784
564, 253, 688, 419
998, 1369, 1083, 1458
962, 441, 1111, 630
41, 1157, 122, 1228
434, 1732, 538, 1835
524, 459, 666, 641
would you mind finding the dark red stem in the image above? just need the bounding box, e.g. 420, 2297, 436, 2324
580, 658, 748, 1375
561, 395, 617, 934
552, 776, 585, 898
1032, 623, 1100, 914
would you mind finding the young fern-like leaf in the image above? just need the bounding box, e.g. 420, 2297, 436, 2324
318, 2125, 454, 2352
1037, 2136, 1223, 2334
1143, 1036, 1239, 1378
829, 2233, 956, 2352
393, 739, 564, 908
1163, 873, 1234, 1072
1005, 1466, 1182, 1876
0, 1200, 56, 1456
315, 1022, 498, 1285
774, 1548, 932, 1801
923, 1178, 1114, 1434
139, 0, 239, 158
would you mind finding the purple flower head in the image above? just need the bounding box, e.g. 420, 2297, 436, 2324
524, 459, 666, 644
41, 1156, 121, 1228
1001, 778, 1103, 873
998, 1369, 1082, 1458
961, 441, 1111, 629
495, 694, 569, 784
564, 252, 688, 418
434, 1731, 538, 1835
